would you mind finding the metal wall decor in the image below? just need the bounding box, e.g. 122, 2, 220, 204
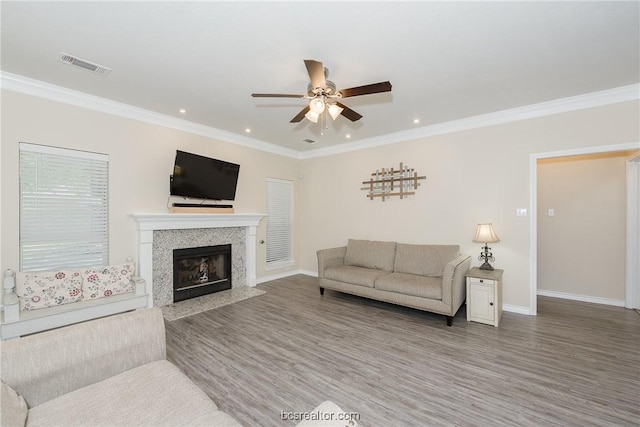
361, 162, 426, 201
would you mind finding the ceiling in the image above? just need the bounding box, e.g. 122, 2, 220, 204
1, 1, 639, 154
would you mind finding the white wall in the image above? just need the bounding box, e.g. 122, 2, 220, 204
299, 101, 640, 311
537, 154, 627, 302
0, 90, 301, 280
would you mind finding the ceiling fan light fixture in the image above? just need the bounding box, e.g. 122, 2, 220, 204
304, 110, 320, 123
328, 103, 344, 120
309, 97, 325, 114
252, 59, 391, 127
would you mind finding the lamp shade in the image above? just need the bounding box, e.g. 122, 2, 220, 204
309, 97, 325, 114
473, 223, 500, 243
304, 110, 319, 123
327, 103, 344, 120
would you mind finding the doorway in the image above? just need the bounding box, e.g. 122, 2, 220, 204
529, 142, 640, 315
626, 153, 640, 308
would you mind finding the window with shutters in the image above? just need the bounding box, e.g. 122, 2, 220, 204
19, 142, 109, 272
266, 178, 293, 270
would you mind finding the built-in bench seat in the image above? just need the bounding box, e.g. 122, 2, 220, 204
1, 260, 148, 340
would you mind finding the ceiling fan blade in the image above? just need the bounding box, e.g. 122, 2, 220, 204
304, 59, 327, 90
251, 93, 305, 98
336, 102, 363, 122
339, 81, 392, 98
290, 105, 310, 123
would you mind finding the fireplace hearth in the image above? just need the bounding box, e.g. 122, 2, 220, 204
173, 244, 231, 302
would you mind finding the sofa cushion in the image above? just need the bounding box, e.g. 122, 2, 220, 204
81, 262, 135, 300
393, 244, 459, 277
1, 308, 167, 408
325, 265, 391, 288
375, 272, 442, 300
26, 360, 241, 427
1, 381, 28, 427
344, 239, 397, 272
15, 269, 83, 311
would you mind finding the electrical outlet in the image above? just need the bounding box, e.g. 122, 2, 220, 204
516, 208, 527, 217
548, 208, 555, 217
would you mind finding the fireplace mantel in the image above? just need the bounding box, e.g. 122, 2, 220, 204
132, 213, 266, 231
131, 213, 266, 307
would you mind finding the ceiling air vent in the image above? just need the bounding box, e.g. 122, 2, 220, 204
58, 53, 111, 76
302, 138, 315, 144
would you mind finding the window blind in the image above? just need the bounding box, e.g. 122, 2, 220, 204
266, 178, 293, 266
19, 142, 109, 272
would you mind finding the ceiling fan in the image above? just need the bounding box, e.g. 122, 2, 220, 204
251, 59, 392, 124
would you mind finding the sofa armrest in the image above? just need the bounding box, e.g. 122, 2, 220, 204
441, 255, 472, 315
316, 246, 347, 278
0, 307, 166, 408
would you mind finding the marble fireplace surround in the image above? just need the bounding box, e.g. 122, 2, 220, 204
131, 213, 265, 307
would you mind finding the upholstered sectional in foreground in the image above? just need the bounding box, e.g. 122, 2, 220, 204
0, 308, 357, 426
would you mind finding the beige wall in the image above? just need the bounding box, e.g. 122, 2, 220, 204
537, 154, 627, 301
2, 89, 639, 311
299, 101, 640, 311
0, 90, 301, 280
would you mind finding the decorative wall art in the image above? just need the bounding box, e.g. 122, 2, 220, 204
361, 162, 426, 201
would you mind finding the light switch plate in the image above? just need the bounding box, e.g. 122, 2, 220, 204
516, 208, 527, 217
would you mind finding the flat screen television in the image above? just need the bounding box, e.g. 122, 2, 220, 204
170, 150, 240, 201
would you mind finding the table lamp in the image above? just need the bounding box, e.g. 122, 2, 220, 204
473, 223, 500, 270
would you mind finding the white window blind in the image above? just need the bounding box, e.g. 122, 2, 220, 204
266, 178, 293, 268
19, 142, 109, 272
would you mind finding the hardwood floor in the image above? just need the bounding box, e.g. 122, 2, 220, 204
165, 275, 640, 427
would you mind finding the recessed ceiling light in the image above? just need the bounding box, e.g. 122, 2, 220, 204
245, 128, 251, 133
179, 109, 186, 114
346, 134, 351, 139
413, 119, 420, 124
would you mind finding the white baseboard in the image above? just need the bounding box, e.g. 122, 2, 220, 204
256, 269, 316, 284
502, 304, 531, 315
258, 271, 534, 315
537, 289, 625, 307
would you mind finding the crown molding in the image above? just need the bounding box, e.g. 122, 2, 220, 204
0, 71, 302, 159
2, 71, 637, 161
300, 83, 640, 159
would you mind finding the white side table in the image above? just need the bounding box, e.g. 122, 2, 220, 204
466, 267, 503, 327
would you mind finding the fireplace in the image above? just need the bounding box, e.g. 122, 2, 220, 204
173, 244, 231, 302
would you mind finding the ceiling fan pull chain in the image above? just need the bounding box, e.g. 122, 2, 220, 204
325, 109, 329, 131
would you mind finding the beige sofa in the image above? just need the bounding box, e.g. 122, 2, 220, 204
0, 307, 241, 426
0, 307, 359, 427
317, 239, 471, 326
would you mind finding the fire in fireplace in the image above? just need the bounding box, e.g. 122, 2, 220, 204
173, 244, 231, 302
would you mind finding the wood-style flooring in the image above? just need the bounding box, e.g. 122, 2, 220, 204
165, 274, 640, 427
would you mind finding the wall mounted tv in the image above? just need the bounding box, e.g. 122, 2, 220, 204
170, 150, 240, 201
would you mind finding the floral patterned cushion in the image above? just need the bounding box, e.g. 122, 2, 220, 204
81, 262, 135, 300
15, 269, 83, 311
